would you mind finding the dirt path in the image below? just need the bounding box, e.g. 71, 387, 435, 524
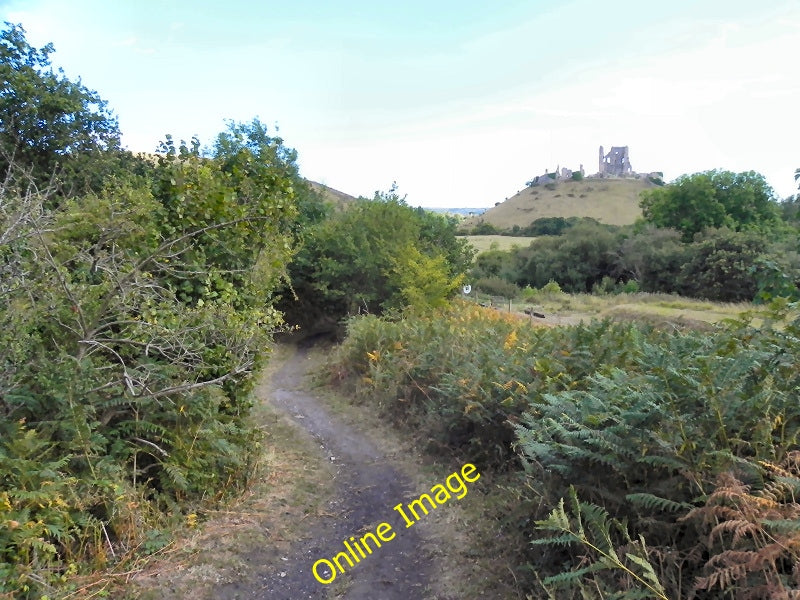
212, 343, 441, 599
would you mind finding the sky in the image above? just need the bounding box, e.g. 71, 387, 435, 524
2, 0, 799, 207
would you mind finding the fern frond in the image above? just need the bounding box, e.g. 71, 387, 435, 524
626, 493, 692, 514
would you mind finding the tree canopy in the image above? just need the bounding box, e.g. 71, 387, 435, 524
0, 22, 121, 193
640, 169, 780, 241
279, 188, 474, 330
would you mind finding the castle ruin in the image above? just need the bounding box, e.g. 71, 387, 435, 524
526, 145, 652, 189
598, 145, 632, 177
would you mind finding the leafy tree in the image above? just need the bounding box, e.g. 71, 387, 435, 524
640, 170, 780, 242
280, 190, 473, 328
150, 120, 301, 309
617, 227, 687, 293
392, 245, 464, 310
0, 23, 122, 194
471, 221, 499, 235
519, 222, 619, 292
524, 216, 571, 236
0, 116, 302, 594
472, 248, 517, 280
675, 228, 767, 301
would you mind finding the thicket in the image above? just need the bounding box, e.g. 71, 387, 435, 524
279, 187, 473, 331
640, 170, 781, 242
466, 169, 800, 302
330, 299, 800, 598
469, 222, 800, 301
0, 24, 317, 597
0, 126, 308, 597
470, 215, 598, 236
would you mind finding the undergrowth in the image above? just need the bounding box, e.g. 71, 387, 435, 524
329, 298, 800, 598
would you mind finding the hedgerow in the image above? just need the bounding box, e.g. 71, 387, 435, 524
0, 120, 303, 597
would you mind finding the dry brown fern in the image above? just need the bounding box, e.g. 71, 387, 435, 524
683, 454, 800, 599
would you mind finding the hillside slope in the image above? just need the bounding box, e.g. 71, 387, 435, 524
463, 177, 657, 230
308, 180, 358, 208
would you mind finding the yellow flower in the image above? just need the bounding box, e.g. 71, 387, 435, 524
366, 351, 380, 362
504, 330, 518, 350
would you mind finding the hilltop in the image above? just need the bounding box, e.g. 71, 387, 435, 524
461, 177, 658, 231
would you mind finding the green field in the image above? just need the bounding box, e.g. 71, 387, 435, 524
462, 177, 655, 231
459, 234, 535, 253
463, 291, 764, 328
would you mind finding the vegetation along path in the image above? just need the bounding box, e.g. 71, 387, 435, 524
133, 346, 458, 600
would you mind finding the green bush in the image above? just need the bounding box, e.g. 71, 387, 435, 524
621, 279, 640, 293
473, 276, 520, 298
0, 119, 300, 596
471, 221, 499, 235
676, 228, 767, 301
519, 222, 619, 292
541, 279, 563, 295
281, 192, 473, 326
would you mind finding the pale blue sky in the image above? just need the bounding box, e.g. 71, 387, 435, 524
2, 0, 799, 206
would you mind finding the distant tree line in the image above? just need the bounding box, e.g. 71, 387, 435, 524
470, 170, 800, 303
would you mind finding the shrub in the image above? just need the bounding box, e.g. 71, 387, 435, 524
621, 279, 640, 293
541, 279, 563, 295
519, 222, 619, 292
472, 222, 499, 235
617, 228, 686, 293
0, 120, 299, 595
522, 216, 571, 236
676, 228, 766, 301
474, 276, 520, 298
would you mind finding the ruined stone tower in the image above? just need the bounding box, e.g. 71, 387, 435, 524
598, 145, 632, 176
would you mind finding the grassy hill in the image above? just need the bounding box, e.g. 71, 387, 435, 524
462, 177, 657, 231
308, 180, 358, 209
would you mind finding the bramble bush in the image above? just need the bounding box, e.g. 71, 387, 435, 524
330, 299, 800, 598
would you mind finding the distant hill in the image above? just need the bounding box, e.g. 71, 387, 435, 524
308, 181, 358, 209
305, 185, 489, 219
461, 178, 658, 231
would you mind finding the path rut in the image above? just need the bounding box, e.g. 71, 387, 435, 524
213, 345, 439, 599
